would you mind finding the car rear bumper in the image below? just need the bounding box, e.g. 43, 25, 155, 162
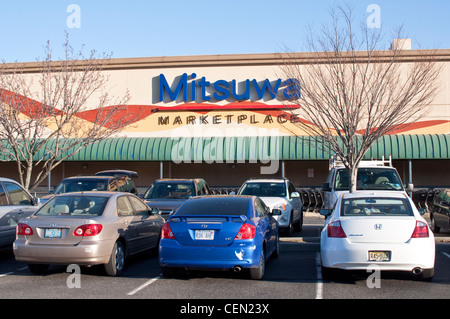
320, 237, 435, 271
13, 238, 114, 265
159, 239, 262, 269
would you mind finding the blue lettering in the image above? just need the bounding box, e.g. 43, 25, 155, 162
198, 77, 211, 101
252, 79, 281, 99
158, 74, 299, 103
159, 73, 188, 102
190, 73, 197, 101
282, 78, 301, 99
213, 80, 230, 100
232, 79, 250, 100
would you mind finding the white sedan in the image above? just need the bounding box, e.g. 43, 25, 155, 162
320, 192, 435, 281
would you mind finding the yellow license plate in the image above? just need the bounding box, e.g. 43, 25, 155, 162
369, 251, 391, 262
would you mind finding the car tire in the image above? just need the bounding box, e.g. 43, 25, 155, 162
416, 268, 435, 281
28, 264, 49, 275
430, 215, 440, 233
161, 266, 184, 278
285, 216, 294, 236
249, 249, 265, 280
104, 241, 125, 277
272, 234, 280, 259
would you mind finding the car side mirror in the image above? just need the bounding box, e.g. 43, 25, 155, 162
322, 183, 331, 192
33, 197, 40, 206
320, 209, 331, 216
406, 183, 414, 192
271, 209, 282, 216
151, 208, 159, 215
291, 192, 300, 198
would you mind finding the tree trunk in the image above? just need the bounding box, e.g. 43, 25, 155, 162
348, 166, 358, 193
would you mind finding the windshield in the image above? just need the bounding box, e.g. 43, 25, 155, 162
334, 168, 404, 191
176, 197, 249, 216
36, 195, 109, 217
238, 182, 286, 197
143, 182, 195, 200
341, 197, 413, 216
54, 179, 109, 194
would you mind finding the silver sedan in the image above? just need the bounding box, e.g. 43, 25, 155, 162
14, 192, 165, 276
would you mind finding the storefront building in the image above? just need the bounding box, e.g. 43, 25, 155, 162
1, 49, 449, 191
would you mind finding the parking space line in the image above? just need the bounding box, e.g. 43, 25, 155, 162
315, 252, 323, 299
442, 252, 450, 259
0, 266, 30, 278
127, 275, 161, 296
0, 271, 14, 278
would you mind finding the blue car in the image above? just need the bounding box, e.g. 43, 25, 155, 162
159, 195, 281, 279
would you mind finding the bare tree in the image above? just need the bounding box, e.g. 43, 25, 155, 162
278, 5, 442, 192
0, 35, 138, 191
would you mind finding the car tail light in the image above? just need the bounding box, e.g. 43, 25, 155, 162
161, 223, 175, 239
74, 224, 103, 236
235, 223, 256, 240
411, 221, 429, 238
17, 223, 33, 236
327, 220, 347, 238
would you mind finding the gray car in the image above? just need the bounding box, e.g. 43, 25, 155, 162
14, 192, 165, 276
142, 179, 211, 220
0, 178, 39, 248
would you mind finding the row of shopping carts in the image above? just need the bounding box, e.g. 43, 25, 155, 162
411, 188, 445, 212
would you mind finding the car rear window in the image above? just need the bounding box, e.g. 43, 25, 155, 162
238, 182, 286, 197
54, 179, 109, 194
36, 195, 109, 217
334, 168, 404, 191
176, 197, 250, 216
144, 182, 195, 199
341, 197, 414, 217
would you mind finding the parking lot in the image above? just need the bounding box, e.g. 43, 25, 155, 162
1, 214, 449, 307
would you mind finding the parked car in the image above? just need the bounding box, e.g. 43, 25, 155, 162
142, 178, 211, 220
322, 156, 412, 210
237, 178, 303, 235
0, 178, 40, 248
159, 195, 281, 280
320, 192, 435, 281
429, 188, 450, 233
14, 192, 165, 276
40, 174, 138, 204
94, 169, 139, 178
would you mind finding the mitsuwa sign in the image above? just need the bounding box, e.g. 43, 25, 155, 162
158, 73, 301, 103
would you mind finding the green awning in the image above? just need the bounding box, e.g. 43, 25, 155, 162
1, 134, 449, 162
68, 134, 450, 161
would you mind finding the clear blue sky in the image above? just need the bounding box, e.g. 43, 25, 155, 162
0, 0, 449, 62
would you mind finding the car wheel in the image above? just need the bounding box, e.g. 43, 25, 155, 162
249, 249, 265, 280
285, 217, 294, 236
28, 264, 49, 275
272, 234, 280, 259
415, 268, 435, 281
430, 215, 440, 233
161, 266, 184, 278
104, 241, 125, 277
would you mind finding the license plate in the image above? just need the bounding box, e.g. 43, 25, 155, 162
369, 251, 391, 262
44, 228, 62, 238
195, 230, 214, 240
